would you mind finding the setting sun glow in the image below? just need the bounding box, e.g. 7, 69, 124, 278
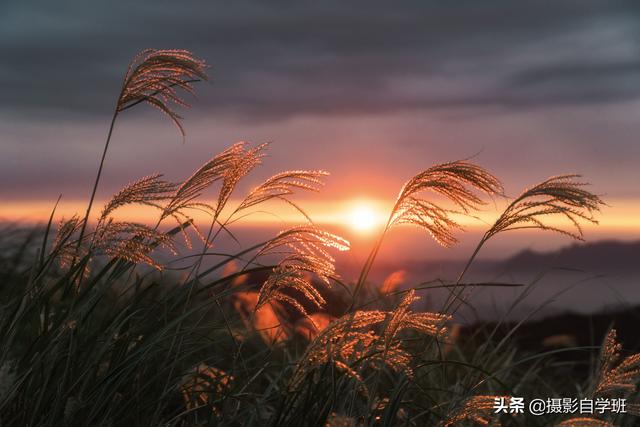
346, 203, 385, 233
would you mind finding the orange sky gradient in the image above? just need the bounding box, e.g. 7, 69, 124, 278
3, 196, 638, 229
3, 196, 638, 262
3, 1, 640, 268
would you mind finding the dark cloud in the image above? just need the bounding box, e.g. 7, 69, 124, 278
511, 61, 640, 86
1, 0, 640, 119
2, 0, 640, 204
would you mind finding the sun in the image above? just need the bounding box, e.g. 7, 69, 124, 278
347, 203, 384, 233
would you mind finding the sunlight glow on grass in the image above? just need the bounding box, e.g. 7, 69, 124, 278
1, 198, 637, 236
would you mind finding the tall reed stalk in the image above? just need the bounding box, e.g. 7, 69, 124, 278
74, 49, 207, 265
1, 48, 632, 427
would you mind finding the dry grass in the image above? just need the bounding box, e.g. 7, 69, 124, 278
484, 174, 603, 242
592, 329, 640, 396
556, 418, 615, 427
117, 49, 208, 137
100, 174, 176, 221
389, 160, 503, 247
439, 395, 508, 427
1, 48, 637, 427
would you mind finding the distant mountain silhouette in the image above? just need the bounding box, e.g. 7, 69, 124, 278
500, 240, 640, 274
342, 239, 640, 280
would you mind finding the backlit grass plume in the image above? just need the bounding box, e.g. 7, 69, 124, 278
161, 142, 265, 246
382, 290, 449, 346
76, 49, 208, 263
591, 329, 640, 396
455, 174, 605, 286
390, 161, 503, 247
235, 170, 329, 222
99, 173, 176, 221
485, 174, 603, 242
553, 330, 640, 427
212, 143, 267, 220
290, 310, 387, 391
255, 225, 349, 319
556, 418, 615, 426
179, 364, 233, 415
52, 215, 83, 268
372, 290, 449, 378
162, 143, 247, 221
92, 220, 176, 270
117, 49, 208, 136
290, 292, 449, 392
257, 225, 350, 261
439, 395, 508, 427
353, 160, 502, 307
7, 44, 639, 427
257, 253, 335, 318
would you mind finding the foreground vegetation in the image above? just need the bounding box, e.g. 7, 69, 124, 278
1, 49, 638, 426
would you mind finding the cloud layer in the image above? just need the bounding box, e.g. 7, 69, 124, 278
1, 0, 640, 205
2, 0, 640, 118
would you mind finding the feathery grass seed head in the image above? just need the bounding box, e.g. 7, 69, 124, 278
486, 175, 604, 242
100, 174, 176, 220
117, 49, 208, 137
592, 329, 640, 396
439, 395, 508, 427
390, 161, 503, 247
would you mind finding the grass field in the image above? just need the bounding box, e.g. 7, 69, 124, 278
1, 49, 638, 427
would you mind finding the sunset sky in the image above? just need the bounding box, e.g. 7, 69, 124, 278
1, 0, 640, 259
